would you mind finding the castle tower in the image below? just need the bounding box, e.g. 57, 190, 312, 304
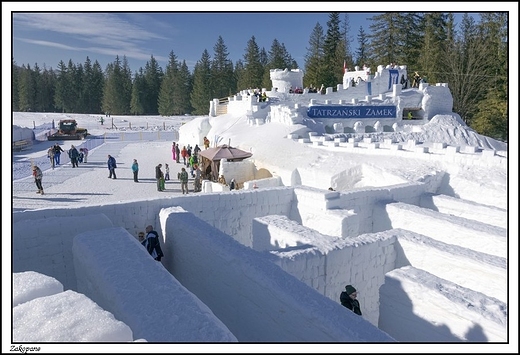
270, 68, 304, 93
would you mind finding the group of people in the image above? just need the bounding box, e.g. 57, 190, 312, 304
46, 143, 89, 170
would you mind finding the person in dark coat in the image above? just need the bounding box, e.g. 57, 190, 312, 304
175, 144, 180, 164
107, 154, 117, 179
144, 225, 164, 261
68, 145, 80, 168
155, 164, 164, 191
53, 144, 64, 165
340, 285, 362, 315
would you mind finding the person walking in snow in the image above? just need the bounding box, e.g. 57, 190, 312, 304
144, 225, 164, 262
175, 144, 180, 164
107, 154, 117, 179
179, 167, 189, 194
68, 145, 80, 168
155, 164, 164, 191
32, 165, 44, 195
132, 159, 139, 182
340, 285, 362, 316
164, 163, 170, 180
81, 147, 89, 163
53, 143, 64, 166
203, 136, 210, 150
47, 146, 55, 169
172, 142, 177, 161
193, 164, 202, 192
181, 146, 188, 166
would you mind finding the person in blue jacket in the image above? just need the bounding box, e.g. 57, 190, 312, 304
144, 225, 164, 261
107, 154, 117, 179
131, 159, 139, 182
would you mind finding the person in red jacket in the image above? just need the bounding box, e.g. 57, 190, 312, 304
181, 146, 188, 165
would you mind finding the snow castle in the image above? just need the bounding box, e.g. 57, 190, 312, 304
210, 64, 453, 134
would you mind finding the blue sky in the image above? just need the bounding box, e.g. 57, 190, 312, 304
6, 3, 510, 74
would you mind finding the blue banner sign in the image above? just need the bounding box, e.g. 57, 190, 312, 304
307, 105, 397, 119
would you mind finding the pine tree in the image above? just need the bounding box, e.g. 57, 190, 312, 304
262, 39, 298, 89
322, 12, 343, 88
36, 65, 56, 112
304, 22, 325, 89
234, 60, 246, 92
443, 13, 492, 125
417, 13, 449, 84
355, 26, 370, 67
90, 60, 105, 113
130, 68, 146, 115
239, 36, 263, 90
120, 56, 133, 114
73, 62, 85, 112
368, 13, 406, 66
341, 14, 355, 67
399, 13, 424, 72
102, 56, 131, 115
191, 49, 213, 115
472, 82, 507, 141
12, 59, 20, 112
143, 55, 163, 114
54, 61, 70, 112
211, 36, 235, 99
18, 64, 36, 112
172, 60, 193, 115
64, 60, 80, 112
32, 63, 42, 112
469, 12, 507, 139
83, 57, 103, 113
158, 51, 179, 116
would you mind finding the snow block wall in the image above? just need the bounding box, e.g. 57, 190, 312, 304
219, 159, 256, 185
290, 187, 360, 237
377, 202, 507, 257
72, 227, 237, 342
379, 266, 507, 342
159, 207, 395, 342
14, 288, 134, 342
421, 84, 454, 119
394, 229, 507, 303
268, 229, 397, 326
12, 213, 115, 290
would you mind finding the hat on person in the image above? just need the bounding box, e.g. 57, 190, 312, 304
345, 285, 357, 295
